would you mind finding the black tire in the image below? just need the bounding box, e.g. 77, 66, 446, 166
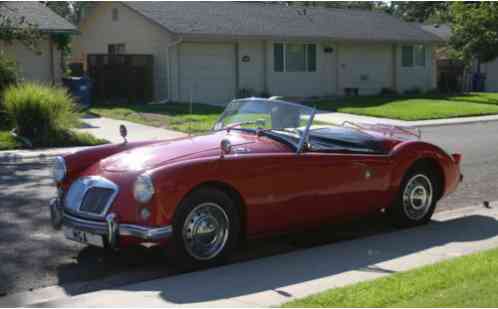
388, 163, 440, 228
168, 187, 240, 268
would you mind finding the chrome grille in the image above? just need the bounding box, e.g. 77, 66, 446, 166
80, 187, 115, 214
64, 176, 118, 219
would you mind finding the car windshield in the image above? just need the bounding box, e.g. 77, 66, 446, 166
213, 98, 315, 150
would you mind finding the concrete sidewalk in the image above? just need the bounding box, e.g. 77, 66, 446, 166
6, 205, 497, 307
316, 112, 498, 128
0, 116, 187, 164
78, 116, 187, 144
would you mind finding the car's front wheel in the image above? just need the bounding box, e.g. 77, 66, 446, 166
388, 164, 440, 227
170, 188, 240, 267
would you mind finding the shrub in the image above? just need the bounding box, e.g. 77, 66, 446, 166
237, 88, 254, 98
404, 87, 422, 95
3, 83, 78, 146
380, 87, 398, 96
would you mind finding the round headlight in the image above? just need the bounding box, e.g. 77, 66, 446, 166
133, 174, 155, 203
53, 156, 66, 182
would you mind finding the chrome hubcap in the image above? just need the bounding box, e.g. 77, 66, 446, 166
403, 174, 433, 220
182, 203, 229, 261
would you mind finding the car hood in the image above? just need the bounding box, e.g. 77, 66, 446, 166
99, 130, 291, 172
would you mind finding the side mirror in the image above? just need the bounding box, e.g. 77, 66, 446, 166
220, 138, 232, 158
119, 124, 128, 143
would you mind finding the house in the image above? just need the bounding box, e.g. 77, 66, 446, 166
71, 2, 444, 104
0, 2, 77, 84
422, 23, 498, 92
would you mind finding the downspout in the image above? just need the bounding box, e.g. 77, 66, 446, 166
166, 37, 183, 103
49, 35, 55, 85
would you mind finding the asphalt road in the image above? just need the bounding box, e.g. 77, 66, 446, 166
1, 121, 497, 297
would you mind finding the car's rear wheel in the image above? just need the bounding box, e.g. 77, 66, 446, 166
388, 164, 440, 227
169, 188, 240, 267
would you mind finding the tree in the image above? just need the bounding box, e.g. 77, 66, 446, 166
272, 2, 386, 11
450, 2, 498, 64
389, 2, 451, 23
0, 2, 41, 49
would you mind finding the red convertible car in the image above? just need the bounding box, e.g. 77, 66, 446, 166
50, 98, 462, 266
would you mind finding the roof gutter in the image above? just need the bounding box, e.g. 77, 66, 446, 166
166, 37, 183, 103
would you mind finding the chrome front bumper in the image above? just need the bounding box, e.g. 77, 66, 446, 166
49, 199, 173, 248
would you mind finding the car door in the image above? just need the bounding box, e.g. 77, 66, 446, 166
293, 152, 393, 224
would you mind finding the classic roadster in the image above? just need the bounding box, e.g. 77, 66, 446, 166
50, 98, 462, 266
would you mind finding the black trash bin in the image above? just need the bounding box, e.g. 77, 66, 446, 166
62, 76, 92, 107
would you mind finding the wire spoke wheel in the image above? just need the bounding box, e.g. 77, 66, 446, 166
402, 174, 433, 221
182, 202, 230, 261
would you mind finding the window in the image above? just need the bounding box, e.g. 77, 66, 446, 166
273, 43, 317, 72
108, 43, 126, 55
402, 46, 413, 67
414, 45, 426, 66
402, 45, 425, 67
112, 8, 119, 21
274, 43, 284, 72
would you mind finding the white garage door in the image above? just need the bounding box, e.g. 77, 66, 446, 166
179, 43, 236, 105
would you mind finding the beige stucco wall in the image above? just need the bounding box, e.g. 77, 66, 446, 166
482, 59, 498, 92
0, 37, 62, 84
71, 2, 173, 100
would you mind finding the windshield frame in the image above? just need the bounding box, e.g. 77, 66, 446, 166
213, 98, 316, 152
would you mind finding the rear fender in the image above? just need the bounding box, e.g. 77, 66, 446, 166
389, 140, 459, 198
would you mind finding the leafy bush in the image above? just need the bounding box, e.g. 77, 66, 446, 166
237, 88, 254, 99
380, 87, 398, 96
3, 83, 78, 146
404, 87, 422, 95
0, 52, 19, 95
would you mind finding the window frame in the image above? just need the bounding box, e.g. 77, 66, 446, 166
273, 42, 317, 73
112, 8, 119, 21
401, 44, 426, 68
108, 43, 126, 55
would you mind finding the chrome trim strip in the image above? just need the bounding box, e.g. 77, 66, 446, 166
62, 212, 173, 241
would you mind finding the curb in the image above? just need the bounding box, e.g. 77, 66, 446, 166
0, 146, 89, 165
316, 112, 498, 128
407, 117, 498, 128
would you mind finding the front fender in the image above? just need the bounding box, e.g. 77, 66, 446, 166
148, 156, 224, 226
389, 140, 460, 198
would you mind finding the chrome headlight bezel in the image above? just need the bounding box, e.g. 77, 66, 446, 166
53, 156, 67, 183
133, 174, 155, 204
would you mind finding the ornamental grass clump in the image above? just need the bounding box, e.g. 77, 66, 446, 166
3, 83, 78, 146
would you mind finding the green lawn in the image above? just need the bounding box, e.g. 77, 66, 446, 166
284, 247, 498, 308
308, 93, 498, 121
88, 102, 224, 134
0, 129, 107, 151
0, 130, 22, 150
